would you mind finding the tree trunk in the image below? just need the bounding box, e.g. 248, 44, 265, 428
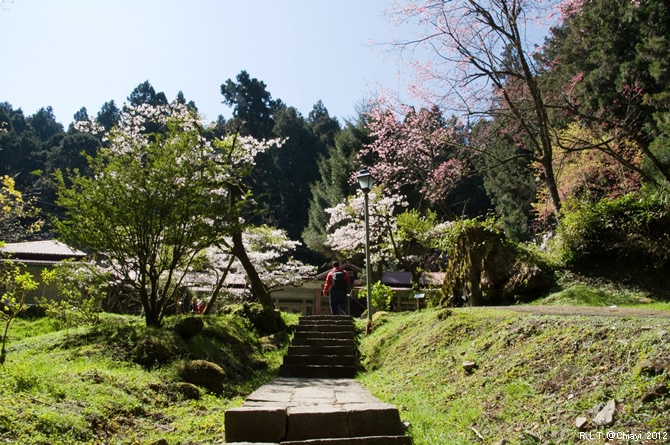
231, 231, 275, 311
204, 256, 235, 315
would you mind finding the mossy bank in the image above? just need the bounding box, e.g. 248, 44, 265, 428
358, 308, 669, 445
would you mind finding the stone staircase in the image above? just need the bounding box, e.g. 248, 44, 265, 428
225, 315, 412, 444
278, 315, 357, 379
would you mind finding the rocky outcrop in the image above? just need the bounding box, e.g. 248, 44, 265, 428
441, 224, 552, 306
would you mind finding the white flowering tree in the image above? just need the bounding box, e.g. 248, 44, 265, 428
193, 225, 316, 314
325, 188, 407, 269
57, 102, 284, 327
325, 189, 448, 289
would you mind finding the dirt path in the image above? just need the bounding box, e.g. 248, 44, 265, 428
494, 305, 670, 318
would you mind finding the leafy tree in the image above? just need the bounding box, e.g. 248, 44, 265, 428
1, 180, 40, 364
95, 100, 121, 133
0, 254, 38, 365
72, 107, 89, 126
303, 118, 368, 256
27, 106, 63, 141
307, 100, 341, 150
265, 105, 326, 241
545, 0, 670, 186
472, 119, 537, 240
0, 175, 42, 241
175, 90, 198, 113
38, 261, 108, 327
55, 103, 282, 326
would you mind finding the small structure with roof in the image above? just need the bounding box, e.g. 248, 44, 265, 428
0, 240, 87, 302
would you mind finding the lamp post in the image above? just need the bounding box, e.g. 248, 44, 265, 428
357, 168, 373, 332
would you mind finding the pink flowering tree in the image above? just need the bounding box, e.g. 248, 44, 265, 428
58, 102, 284, 326
361, 105, 469, 218
382, 0, 578, 220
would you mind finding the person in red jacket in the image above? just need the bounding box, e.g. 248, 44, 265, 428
322, 261, 351, 315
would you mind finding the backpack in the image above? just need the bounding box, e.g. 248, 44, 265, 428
331, 270, 347, 291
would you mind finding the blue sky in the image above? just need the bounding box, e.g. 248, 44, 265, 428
0, 0, 410, 125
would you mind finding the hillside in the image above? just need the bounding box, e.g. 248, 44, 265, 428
358, 308, 670, 445
1, 301, 668, 445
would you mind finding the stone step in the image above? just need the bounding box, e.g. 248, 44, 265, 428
280, 435, 413, 444
288, 345, 354, 356
278, 364, 357, 379
291, 337, 355, 348
282, 354, 357, 367
296, 323, 355, 333
299, 315, 353, 322
293, 330, 355, 340
225, 395, 407, 443
228, 436, 412, 445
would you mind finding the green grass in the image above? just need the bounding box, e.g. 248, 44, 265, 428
358, 308, 670, 445
531, 273, 670, 310
0, 310, 294, 444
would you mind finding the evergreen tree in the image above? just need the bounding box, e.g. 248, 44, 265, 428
302, 117, 368, 256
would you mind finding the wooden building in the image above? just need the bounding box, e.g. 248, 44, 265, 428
0, 240, 87, 303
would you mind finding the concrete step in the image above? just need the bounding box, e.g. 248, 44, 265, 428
283, 354, 356, 367
293, 330, 355, 340
278, 364, 357, 379
296, 323, 355, 333
228, 437, 412, 445
280, 436, 413, 444
291, 337, 355, 348
299, 315, 353, 322
225, 384, 408, 443
288, 345, 354, 356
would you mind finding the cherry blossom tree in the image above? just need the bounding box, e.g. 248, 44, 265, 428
360, 105, 469, 218
325, 188, 408, 265
192, 225, 315, 314
325, 188, 448, 288
59, 102, 284, 326
384, 0, 571, 220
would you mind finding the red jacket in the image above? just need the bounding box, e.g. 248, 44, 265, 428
323, 267, 350, 295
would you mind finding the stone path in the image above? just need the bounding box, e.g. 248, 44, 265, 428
224, 316, 412, 444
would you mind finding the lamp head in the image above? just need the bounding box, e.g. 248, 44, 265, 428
357, 168, 373, 192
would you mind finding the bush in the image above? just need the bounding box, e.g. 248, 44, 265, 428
555, 193, 670, 294
359, 282, 395, 311
556, 193, 670, 268
37, 261, 108, 327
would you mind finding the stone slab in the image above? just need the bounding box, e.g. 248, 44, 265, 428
225, 406, 286, 443
286, 405, 349, 441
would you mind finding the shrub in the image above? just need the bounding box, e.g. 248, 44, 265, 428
556, 193, 670, 270
37, 261, 108, 327
553, 193, 670, 296
358, 282, 395, 311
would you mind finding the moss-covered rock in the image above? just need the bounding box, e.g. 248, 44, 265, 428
441, 221, 551, 306
179, 359, 227, 395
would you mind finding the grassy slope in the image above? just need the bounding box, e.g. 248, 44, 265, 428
2, 288, 669, 445
358, 308, 670, 445
0, 313, 293, 445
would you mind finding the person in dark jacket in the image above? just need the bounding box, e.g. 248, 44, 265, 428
322, 261, 351, 315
